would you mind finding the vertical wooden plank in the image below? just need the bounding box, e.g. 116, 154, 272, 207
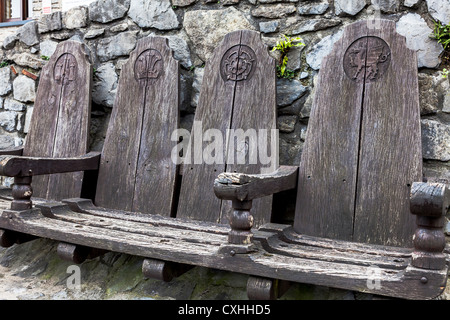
94, 39, 144, 211
95, 37, 179, 217
222, 30, 277, 227
176, 31, 240, 223
46, 44, 92, 200
23, 41, 92, 200
177, 30, 277, 226
353, 20, 422, 247
293, 22, 368, 240
132, 37, 179, 216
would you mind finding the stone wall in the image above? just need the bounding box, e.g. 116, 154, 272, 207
0, 0, 449, 299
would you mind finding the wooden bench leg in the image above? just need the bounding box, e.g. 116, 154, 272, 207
0, 229, 17, 247
247, 276, 291, 300
0, 229, 37, 247
11, 176, 33, 211
57, 242, 107, 264
142, 258, 193, 282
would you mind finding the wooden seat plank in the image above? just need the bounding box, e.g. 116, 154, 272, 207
0, 208, 445, 299
38, 208, 228, 246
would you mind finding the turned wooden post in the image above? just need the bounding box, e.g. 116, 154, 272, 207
228, 199, 254, 245
11, 176, 32, 211
410, 182, 449, 270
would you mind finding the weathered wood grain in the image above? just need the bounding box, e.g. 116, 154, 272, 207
222, 30, 277, 227
23, 41, 92, 201
94, 37, 179, 217
214, 165, 298, 201
177, 30, 277, 227
0, 208, 445, 299
294, 21, 366, 240
353, 20, 422, 247
0, 152, 100, 177
58, 198, 230, 235
294, 20, 423, 247
176, 31, 240, 224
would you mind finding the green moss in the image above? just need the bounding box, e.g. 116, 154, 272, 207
104, 255, 145, 298
189, 268, 248, 300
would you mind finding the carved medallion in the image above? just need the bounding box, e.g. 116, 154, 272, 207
220, 45, 257, 82
135, 49, 163, 83
343, 36, 391, 83
54, 53, 78, 85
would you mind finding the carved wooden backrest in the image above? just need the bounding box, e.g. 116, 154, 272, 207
24, 41, 92, 200
94, 37, 179, 216
176, 30, 277, 227
294, 20, 422, 247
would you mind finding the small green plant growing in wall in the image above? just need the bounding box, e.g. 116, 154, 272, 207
271, 34, 305, 79
431, 20, 450, 79
432, 20, 450, 49
0, 60, 10, 68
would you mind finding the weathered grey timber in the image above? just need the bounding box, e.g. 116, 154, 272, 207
292, 20, 422, 247
0, 23, 448, 301
176, 29, 276, 227
0, 40, 94, 206
23, 41, 92, 201
214, 20, 449, 299
94, 36, 179, 215
0, 40, 94, 246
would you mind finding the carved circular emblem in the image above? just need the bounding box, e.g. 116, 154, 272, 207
134, 49, 164, 83
54, 53, 78, 85
220, 45, 257, 82
343, 36, 391, 83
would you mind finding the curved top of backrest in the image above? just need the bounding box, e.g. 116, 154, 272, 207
176, 30, 277, 226
294, 20, 422, 247
24, 40, 92, 200
94, 36, 179, 216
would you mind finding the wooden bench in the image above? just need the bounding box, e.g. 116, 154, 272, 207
214, 20, 450, 299
0, 21, 448, 300
0, 31, 277, 278
0, 40, 99, 247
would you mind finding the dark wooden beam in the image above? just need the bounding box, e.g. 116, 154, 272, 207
247, 276, 291, 300
142, 258, 193, 282
0, 152, 100, 177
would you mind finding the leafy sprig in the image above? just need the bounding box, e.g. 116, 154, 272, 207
271, 35, 305, 79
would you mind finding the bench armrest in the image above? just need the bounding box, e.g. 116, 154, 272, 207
0, 151, 101, 177
213, 166, 298, 202
213, 166, 298, 246
0, 147, 24, 156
